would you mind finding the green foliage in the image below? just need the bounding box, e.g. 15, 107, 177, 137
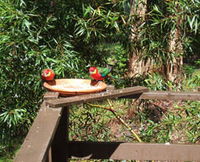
74, 1, 126, 42
139, 100, 200, 143
0, 0, 40, 155
128, 0, 200, 68
0, 0, 128, 157
196, 59, 200, 66
144, 66, 200, 91
0, 0, 86, 157
69, 99, 134, 142
144, 73, 167, 90
183, 69, 200, 90
0, 157, 12, 162
188, 70, 200, 86
69, 104, 112, 141
69, 98, 200, 145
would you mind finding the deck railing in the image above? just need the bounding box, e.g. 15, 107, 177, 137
14, 86, 200, 162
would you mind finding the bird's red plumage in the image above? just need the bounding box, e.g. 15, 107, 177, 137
89, 67, 105, 81
41, 69, 55, 81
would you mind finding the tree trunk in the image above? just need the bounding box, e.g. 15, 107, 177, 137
165, 5, 183, 83
166, 29, 183, 83
128, 0, 151, 78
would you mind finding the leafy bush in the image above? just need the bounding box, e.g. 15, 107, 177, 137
183, 69, 200, 90
0, 0, 128, 157
144, 73, 167, 90
0, 0, 85, 156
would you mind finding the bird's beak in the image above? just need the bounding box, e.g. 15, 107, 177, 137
90, 69, 96, 74
45, 72, 51, 77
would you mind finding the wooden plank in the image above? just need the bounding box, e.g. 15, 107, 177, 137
44, 92, 59, 100
14, 93, 64, 162
140, 91, 200, 101
67, 141, 200, 161
46, 86, 149, 108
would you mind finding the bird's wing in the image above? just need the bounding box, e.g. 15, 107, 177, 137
98, 67, 111, 77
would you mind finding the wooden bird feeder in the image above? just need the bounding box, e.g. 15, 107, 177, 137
43, 79, 107, 96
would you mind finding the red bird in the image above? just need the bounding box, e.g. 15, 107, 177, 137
41, 69, 55, 81
89, 58, 117, 82
89, 66, 111, 81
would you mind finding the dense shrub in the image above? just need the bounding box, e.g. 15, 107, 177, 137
0, 0, 126, 156
0, 0, 85, 156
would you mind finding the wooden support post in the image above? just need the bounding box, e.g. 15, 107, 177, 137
51, 107, 68, 162
14, 92, 66, 162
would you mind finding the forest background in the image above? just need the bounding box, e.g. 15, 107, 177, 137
0, 0, 200, 161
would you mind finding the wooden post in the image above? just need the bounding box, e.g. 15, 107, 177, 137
51, 107, 68, 162
14, 92, 65, 162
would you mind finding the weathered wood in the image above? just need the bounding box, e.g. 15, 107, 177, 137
14, 92, 64, 162
140, 91, 200, 101
106, 85, 115, 91
46, 86, 149, 108
14, 88, 200, 162
68, 141, 200, 161
44, 92, 59, 100
51, 107, 68, 162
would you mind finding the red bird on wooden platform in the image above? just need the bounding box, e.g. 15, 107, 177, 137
41, 69, 55, 82
89, 66, 112, 81
89, 58, 116, 85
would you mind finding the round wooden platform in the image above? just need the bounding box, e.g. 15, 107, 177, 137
43, 79, 107, 96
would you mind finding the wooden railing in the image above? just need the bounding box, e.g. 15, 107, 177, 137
14, 86, 200, 162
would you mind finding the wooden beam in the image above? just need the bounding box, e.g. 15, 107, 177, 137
67, 141, 200, 161
44, 92, 59, 100
140, 91, 200, 101
14, 93, 64, 162
46, 86, 149, 108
